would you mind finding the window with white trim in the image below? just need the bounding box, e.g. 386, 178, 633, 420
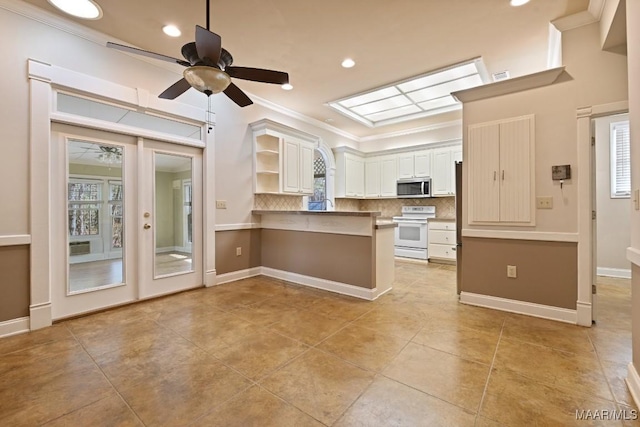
610, 121, 631, 198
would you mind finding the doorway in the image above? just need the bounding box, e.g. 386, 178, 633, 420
592, 113, 631, 325
51, 124, 203, 319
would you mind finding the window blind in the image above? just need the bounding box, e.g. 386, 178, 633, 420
611, 121, 631, 198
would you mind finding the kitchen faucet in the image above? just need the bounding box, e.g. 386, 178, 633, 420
324, 198, 334, 208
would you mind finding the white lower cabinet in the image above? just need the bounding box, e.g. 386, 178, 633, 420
428, 220, 456, 263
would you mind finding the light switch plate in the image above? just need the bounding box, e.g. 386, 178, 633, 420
536, 197, 553, 209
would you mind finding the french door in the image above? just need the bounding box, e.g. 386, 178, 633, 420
51, 125, 203, 319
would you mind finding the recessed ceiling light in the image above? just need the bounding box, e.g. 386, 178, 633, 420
162, 25, 182, 37
47, 0, 103, 19
341, 58, 356, 68
510, 0, 530, 6
281, 83, 293, 91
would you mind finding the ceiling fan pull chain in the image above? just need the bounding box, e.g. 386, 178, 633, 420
207, 96, 213, 134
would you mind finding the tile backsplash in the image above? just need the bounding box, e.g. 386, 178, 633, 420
254, 193, 455, 219
355, 197, 455, 219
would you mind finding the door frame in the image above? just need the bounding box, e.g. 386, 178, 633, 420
28, 60, 217, 327
576, 100, 628, 326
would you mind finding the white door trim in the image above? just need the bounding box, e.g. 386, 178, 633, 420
575, 100, 628, 327
28, 59, 216, 328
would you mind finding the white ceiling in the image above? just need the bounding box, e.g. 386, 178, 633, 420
24, 0, 589, 138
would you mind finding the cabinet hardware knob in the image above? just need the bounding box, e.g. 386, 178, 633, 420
502, 170, 505, 180
144, 224, 151, 229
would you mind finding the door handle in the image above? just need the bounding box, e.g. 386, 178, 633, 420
144, 224, 151, 229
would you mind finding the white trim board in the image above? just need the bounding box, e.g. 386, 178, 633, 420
0, 235, 31, 246
215, 223, 261, 231
215, 267, 262, 285
628, 247, 640, 268
626, 363, 640, 410
0, 317, 30, 339
597, 267, 632, 279
460, 292, 578, 324
461, 229, 579, 242
261, 267, 380, 301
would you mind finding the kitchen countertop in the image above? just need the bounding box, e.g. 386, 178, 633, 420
375, 219, 397, 230
252, 210, 381, 217
427, 217, 456, 222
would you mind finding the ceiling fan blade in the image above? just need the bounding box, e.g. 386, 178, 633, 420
226, 67, 289, 85
159, 78, 192, 100
223, 83, 253, 107
107, 42, 190, 67
195, 25, 222, 65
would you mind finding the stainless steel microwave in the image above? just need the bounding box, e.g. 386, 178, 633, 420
397, 177, 432, 198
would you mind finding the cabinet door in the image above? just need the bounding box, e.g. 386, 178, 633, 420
414, 150, 432, 177
299, 142, 314, 194
365, 158, 381, 198
468, 124, 500, 222
345, 155, 365, 197
397, 153, 415, 179
450, 147, 462, 196
380, 156, 398, 197
499, 118, 531, 222
282, 139, 300, 193
431, 148, 451, 196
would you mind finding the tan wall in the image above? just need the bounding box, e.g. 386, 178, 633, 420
461, 237, 578, 309
261, 229, 374, 289
595, 114, 631, 271
626, 0, 640, 369
0, 245, 30, 322
215, 229, 262, 275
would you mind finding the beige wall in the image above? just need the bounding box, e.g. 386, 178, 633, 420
461, 237, 578, 309
261, 229, 374, 289
626, 0, 640, 370
0, 245, 30, 322
595, 114, 631, 272
215, 229, 262, 275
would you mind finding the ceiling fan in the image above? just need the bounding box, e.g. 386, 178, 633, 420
106, 0, 289, 107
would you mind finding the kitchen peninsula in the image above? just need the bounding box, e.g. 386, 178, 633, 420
252, 210, 396, 300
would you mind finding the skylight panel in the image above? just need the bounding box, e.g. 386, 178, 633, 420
351, 95, 412, 116
338, 87, 400, 108
328, 58, 488, 128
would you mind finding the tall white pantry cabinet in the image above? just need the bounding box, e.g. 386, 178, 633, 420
467, 115, 535, 225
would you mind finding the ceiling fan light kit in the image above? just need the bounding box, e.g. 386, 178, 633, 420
106, 0, 289, 107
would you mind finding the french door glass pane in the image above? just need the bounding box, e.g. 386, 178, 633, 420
67, 140, 124, 293
154, 153, 194, 277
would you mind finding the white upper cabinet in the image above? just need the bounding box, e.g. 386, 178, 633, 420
335, 149, 365, 198
398, 150, 431, 179
365, 155, 398, 198
468, 115, 534, 225
431, 146, 462, 197
251, 119, 318, 196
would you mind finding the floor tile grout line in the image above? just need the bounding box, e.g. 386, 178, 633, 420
587, 330, 625, 407
64, 324, 148, 427
475, 317, 506, 421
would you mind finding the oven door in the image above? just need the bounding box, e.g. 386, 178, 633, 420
394, 220, 428, 249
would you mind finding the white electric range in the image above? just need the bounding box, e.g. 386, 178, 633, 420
392, 206, 436, 260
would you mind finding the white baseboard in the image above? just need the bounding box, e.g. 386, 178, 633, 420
215, 267, 262, 285
261, 267, 378, 301
626, 363, 640, 410
576, 301, 593, 327
205, 270, 217, 287
0, 317, 30, 338
460, 292, 577, 324
29, 303, 52, 330
597, 267, 632, 279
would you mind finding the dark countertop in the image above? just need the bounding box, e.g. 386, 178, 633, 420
252, 210, 381, 217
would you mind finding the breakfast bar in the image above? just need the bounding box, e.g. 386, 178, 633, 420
252, 210, 396, 300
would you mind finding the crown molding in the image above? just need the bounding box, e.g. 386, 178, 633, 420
551, 0, 604, 32
2, 0, 462, 145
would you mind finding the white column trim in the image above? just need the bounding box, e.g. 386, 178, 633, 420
0, 235, 31, 246
628, 247, 640, 268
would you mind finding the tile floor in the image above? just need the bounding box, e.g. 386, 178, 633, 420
0, 261, 635, 426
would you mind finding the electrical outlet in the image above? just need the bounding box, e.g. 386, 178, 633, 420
507, 265, 517, 278
216, 200, 227, 209
536, 197, 553, 209
236, 247, 242, 256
